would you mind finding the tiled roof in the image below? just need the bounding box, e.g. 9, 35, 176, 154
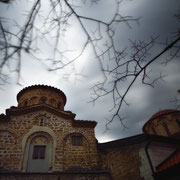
98, 134, 180, 150
1, 105, 97, 128
156, 150, 180, 173
72, 120, 97, 128
142, 109, 179, 132
149, 109, 178, 121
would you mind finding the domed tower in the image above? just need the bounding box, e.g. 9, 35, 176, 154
17, 85, 66, 110
0, 85, 99, 174
143, 109, 180, 138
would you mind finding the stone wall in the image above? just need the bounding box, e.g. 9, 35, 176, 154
144, 112, 180, 137
0, 109, 99, 172
0, 129, 20, 172
18, 88, 65, 110
99, 143, 151, 180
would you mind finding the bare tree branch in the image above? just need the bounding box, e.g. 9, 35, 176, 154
0, 0, 179, 129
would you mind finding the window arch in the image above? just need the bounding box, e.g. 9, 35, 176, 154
34, 114, 49, 126
22, 131, 54, 172
49, 98, 56, 107
29, 96, 38, 105
39, 96, 47, 104
63, 133, 90, 170
57, 102, 61, 109
23, 100, 28, 107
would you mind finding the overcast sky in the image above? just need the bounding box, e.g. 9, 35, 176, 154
0, 0, 180, 142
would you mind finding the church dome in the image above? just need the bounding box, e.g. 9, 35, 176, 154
147, 109, 178, 122
17, 85, 66, 110
142, 109, 180, 137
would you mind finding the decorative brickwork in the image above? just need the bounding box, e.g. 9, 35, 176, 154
17, 85, 66, 110
143, 110, 180, 137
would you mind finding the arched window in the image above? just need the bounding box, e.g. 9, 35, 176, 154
72, 136, 82, 146
40, 118, 44, 126
49, 98, 56, 107
63, 133, 89, 170
29, 96, 38, 105
40, 96, 47, 104
25, 133, 53, 172
57, 102, 61, 109
34, 114, 48, 127
24, 100, 28, 107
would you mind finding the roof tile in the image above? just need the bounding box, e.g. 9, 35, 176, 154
156, 150, 180, 173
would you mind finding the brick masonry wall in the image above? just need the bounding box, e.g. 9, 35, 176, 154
145, 113, 180, 137
18, 88, 65, 110
0, 130, 20, 172
100, 143, 150, 180
0, 109, 99, 172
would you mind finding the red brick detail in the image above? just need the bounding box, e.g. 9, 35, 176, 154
142, 109, 180, 132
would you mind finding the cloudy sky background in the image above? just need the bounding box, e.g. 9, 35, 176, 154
0, 0, 180, 142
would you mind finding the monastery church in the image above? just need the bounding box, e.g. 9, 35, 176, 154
0, 85, 180, 180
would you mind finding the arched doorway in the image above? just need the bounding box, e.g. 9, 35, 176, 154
26, 133, 53, 172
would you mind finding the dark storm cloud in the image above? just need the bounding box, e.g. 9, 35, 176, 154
102, 57, 180, 141
0, 0, 180, 142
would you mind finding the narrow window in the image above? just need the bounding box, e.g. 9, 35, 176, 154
151, 126, 157, 135
57, 102, 61, 109
40, 118, 44, 126
32, 145, 46, 159
72, 136, 82, 146
40, 97, 47, 104
24, 100, 28, 107
50, 98, 56, 106
162, 122, 171, 136
30, 96, 37, 105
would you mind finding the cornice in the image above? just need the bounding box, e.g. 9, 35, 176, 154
72, 119, 97, 128
0, 113, 10, 122
1, 105, 97, 128
6, 104, 75, 120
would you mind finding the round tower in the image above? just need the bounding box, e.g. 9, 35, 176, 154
143, 109, 180, 138
17, 85, 66, 110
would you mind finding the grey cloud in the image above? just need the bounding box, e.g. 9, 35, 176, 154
0, 0, 179, 143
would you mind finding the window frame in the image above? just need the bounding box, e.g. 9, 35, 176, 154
72, 136, 82, 146
32, 145, 46, 159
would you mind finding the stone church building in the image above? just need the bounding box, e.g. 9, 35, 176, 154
0, 85, 180, 180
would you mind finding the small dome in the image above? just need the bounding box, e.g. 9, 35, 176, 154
142, 109, 179, 133
17, 85, 66, 110
148, 109, 178, 121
